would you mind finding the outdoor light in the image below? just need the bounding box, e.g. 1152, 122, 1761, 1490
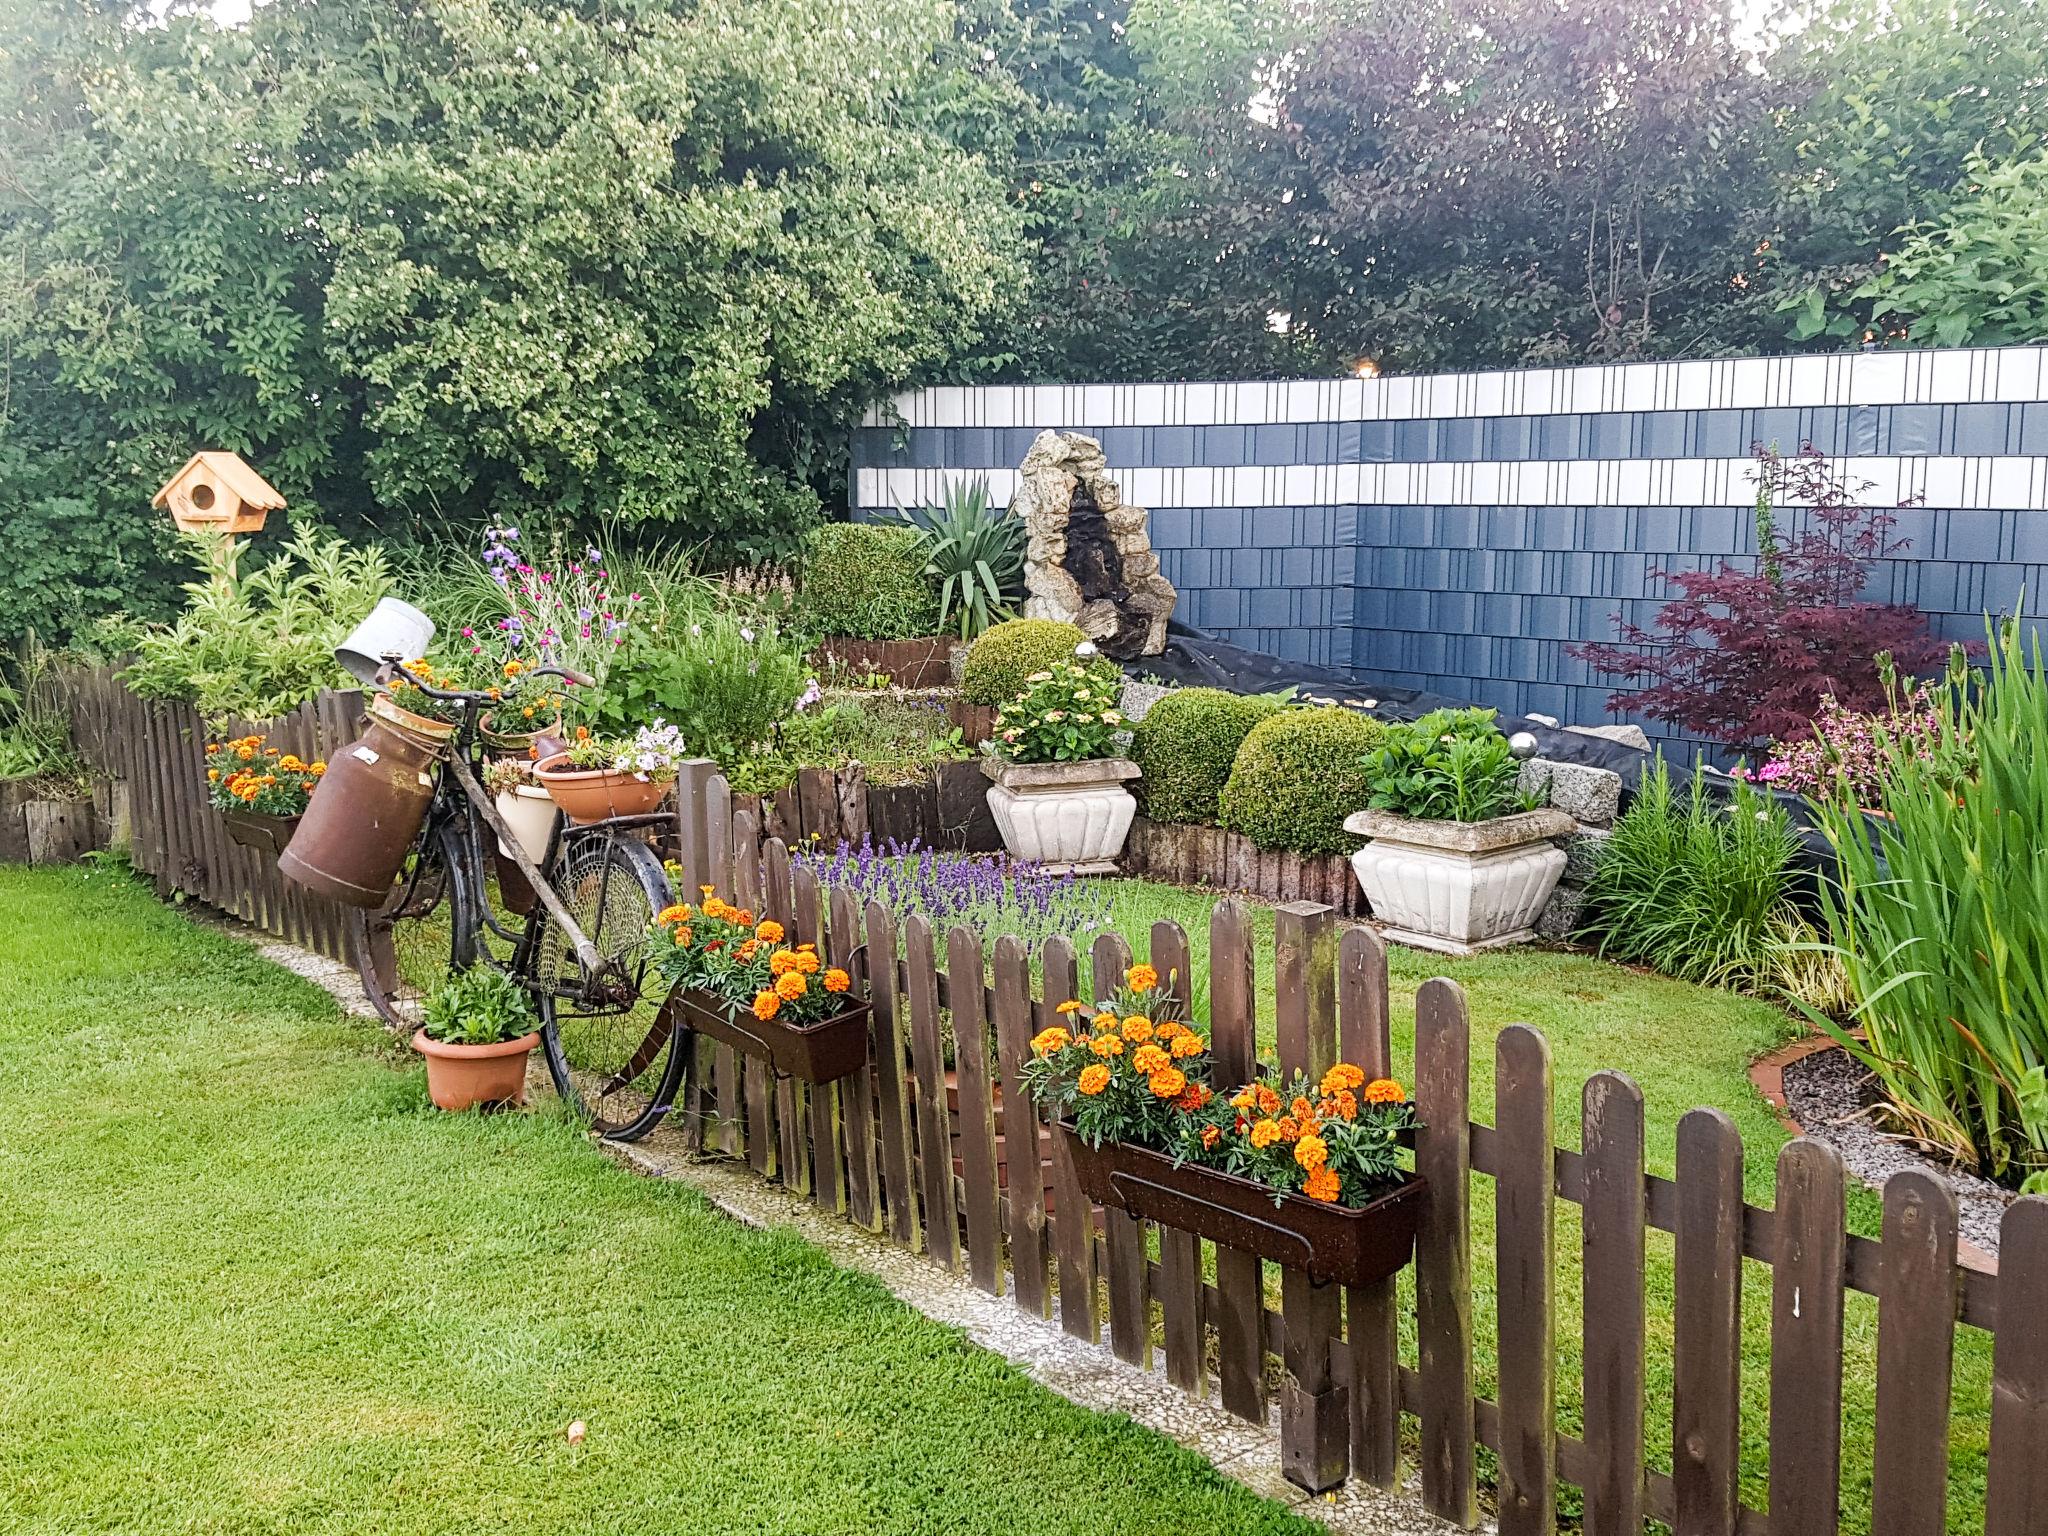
1352, 358, 1380, 379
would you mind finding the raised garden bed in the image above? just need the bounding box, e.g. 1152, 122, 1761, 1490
813, 636, 961, 690
1119, 815, 1365, 914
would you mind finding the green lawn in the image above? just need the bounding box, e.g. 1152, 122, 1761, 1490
1093, 880, 1996, 1535
0, 865, 1315, 1536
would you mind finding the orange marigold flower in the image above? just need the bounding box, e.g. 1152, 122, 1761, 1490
769, 949, 799, 976
1249, 1118, 1282, 1149
791, 949, 820, 975
1255, 1085, 1281, 1116
206, 768, 220, 782
311, 762, 326, 776
752, 989, 781, 1021
822, 968, 850, 994
1148, 1067, 1187, 1099
1120, 1016, 1154, 1043
672, 927, 693, 947
1295, 1134, 1329, 1171
754, 919, 785, 943
1175, 1084, 1210, 1113
1334, 1090, 1358, 1121
1125, 962, 1159, 994
1230, 1088, 1256, 1111
1200, 1125, 1222, 1150
775, 971, 807, 1001
1092, 1012, 1118, 1032
1364, 1077, 1407, 1105
1131, 1044, 1171, 1074
1056, 999, 1086, 1016
1030, 1026, 1072, 1056
1292, 1096, 1315, 1122
657, 904, 691, 926
1276, 1115, 1301, 1142
1153, 1019, 1183, 1040
1321, 1063, 1367, 1095
1168, 1031, 1203, 1059
1077, 1064, 1111, 1096
237, 745, 255, 760
1090, 1034, 1124, 1057
735, 940, 759, 963
1303, 1166, 1341, 1202
734, 909, 755, 929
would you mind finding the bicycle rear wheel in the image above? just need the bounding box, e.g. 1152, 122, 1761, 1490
529, 832, 685, 1140
353, 818, 476, 1031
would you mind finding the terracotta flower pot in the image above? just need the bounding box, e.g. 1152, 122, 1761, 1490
367, 691, 458, 755
413, 1028, 540, 1111
533, 752, 671, 825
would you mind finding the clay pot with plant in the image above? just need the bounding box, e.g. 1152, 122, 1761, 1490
414, 966, 541, 1111
535, 720, 684, 825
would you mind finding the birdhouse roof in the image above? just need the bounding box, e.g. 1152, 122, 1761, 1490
151, 452, 288, 512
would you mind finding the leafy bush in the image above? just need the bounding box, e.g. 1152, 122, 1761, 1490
1810, 620, 2048, 1188
1131, 688, 1280, 826
961, 619, 1088, 706
797, 524, 940, 641
1572, 446, 1951, 749
895, 477, 1025, 639
727, 693, 968, 794
990, 658, 1128, 763
1575, 760, 1802, 992
1218, 707, 1386, 856
124, 530, 391, 723
422, 966, 536, 1047
589, 613, 811, 763
1734, 677, 1968, 804
1361, 707, 1532, 822
0, 636, 85, 788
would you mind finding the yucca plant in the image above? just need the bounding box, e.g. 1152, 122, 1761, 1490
895, 477, 1025, 640
1809, 622, 2048, 1189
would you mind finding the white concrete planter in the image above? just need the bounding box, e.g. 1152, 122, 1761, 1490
1344, 807, 1577, 956
983, 757, 1140, 875
495, 784, 559, 866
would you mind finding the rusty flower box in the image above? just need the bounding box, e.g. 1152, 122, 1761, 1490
219, 808, 301, 857
1058, 1124, 1425, 1288
665, 985, 871, 1085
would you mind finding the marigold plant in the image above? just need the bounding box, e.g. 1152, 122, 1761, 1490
644, 888, 854, 1025
1181, 1066, 1418, 1206
205, 735, 325, 817
1021, 960, 1212, 1149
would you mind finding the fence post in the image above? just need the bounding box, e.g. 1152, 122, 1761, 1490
1042, 935, 1097, 1343
1274, 901, 1346, 1493
672, 759, 718, 893
1092, 930, 1152, 1370
1338, 925, 1398, 1486
829, 883, 880, 1231
1987, 1198, 2048, 1536
904, 914, 959, 1270
1580, 1071, 1646, 1536
865, 900, 921, 1252
1769, 1138, 1847, 1536
1871, 1169, 1959, 1536
1673, 1106, 1745, 1536
1414, 976, 1475, 1526
1494, 1025, 1556, 1536
706, 776, 742, 1159
796, 863, 844, 1213
1209, 898, 1264, 1422
949, 924, 1003, 1296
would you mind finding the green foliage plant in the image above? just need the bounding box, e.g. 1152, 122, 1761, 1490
1360, 707, 1534, 822
1576, 760, 1803, 993
990, 658, 1128, 764
124, 530, 390, 723
421, 965, 537, 1047
961, 619, 1088, 706
1130, 688, 1280, 826
1809, 619, 2048, 1189
728, 693, 968, 794
798, 524, 940, 641
0, 636, 86, 788
592, 613, 811, 764
1217, 706, 1386, 856
895, 478, 1025, 639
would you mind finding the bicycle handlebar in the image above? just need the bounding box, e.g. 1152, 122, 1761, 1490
371, 656, 595, 702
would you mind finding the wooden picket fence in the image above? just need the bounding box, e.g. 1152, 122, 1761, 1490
671, 760, 2048, 1535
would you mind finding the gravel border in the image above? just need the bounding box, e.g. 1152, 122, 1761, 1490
1781, 1046, 2014, 1256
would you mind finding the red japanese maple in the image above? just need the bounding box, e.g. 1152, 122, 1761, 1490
1572, 446, 1953, 750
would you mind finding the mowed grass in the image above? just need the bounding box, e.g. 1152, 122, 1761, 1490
0, 866, 1315, 1536
1093, 880, 1997, 1534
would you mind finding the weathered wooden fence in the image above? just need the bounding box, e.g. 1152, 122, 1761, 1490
672, 757, 2047, 1534
1122, 814, 1369, 917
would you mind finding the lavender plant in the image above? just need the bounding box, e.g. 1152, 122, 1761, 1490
792, 837, 1108, 956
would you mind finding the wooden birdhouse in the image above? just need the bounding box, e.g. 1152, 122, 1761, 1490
152, 451, 286, 536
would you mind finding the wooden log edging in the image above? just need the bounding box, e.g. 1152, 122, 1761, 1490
1119, 814, 1368, 915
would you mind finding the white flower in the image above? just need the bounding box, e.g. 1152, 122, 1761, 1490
1025, 670, 1053, 684
1102, 710, 1123, 724
740, 626, 755, 643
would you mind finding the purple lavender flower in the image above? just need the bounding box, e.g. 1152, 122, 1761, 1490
792, 838, 1107, 957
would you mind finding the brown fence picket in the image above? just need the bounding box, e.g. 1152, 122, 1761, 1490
1150, 919, 1205, 1395
1091, 929, 1152, 1369
706, 775, 742, 1159
1274, 901, 1345, 1493
1042, 935, 1097, 1343
1415, 976, 1476, 1527
765, 840, 808, 1195
1208, 897, 1264, 1422
828, 884, 879, 1230
865, 900, 920, 1252
949, 924, 1003, 1296
992, 934, 1050, 1319
1870, 1169, 1958, 1536
1673, 1106, 1745, 1536
1337, 925, 1399, 1486
1580, 1070, 1646, 1536
733, 816, 776, 1178
1988, 1198, 2048, 1536
904, 914, 959, 1270
1769, 1138, 1847, 1536
796, 864, 843, 1213
1493, 1024, 1555, 1536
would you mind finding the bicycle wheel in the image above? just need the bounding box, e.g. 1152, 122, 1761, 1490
530, 832, 685, 1140
353, 818, 477, 1031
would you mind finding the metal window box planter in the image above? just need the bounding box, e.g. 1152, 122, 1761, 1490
219, 808, 301, 857
667, 985, 871, 1085
1057, 1123, 1425, 1288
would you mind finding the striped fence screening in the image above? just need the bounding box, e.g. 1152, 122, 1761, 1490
670, 761, 2046, 1533
850, 346, 2048, 754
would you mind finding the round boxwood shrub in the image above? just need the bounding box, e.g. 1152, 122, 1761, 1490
1219, 706, 1387, 856
797, 523, 939, 641
1131, 688, 1280, 827
961, 618, 1088, 705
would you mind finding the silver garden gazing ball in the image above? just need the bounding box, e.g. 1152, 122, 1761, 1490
1507, 731, 1541, 761
1073, 641, 1099, 659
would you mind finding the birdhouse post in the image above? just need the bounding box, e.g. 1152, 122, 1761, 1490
152, 452, 286, 536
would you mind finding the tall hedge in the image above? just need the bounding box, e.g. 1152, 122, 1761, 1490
1131, 688, 1279, 826
1218, 706, 1386, 855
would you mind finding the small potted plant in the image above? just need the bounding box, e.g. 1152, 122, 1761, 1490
414, 966, 541, 1111
369, 657, 469, 753
483, 758, 556, 866
646, 892, 867, 1083
1344, 708, 1575, 955
534, 720, 684, 825
1022, 962, 1425, 1287
982, 646, 1137, 874
205, 735, 325, 855
479, 659, 565, 755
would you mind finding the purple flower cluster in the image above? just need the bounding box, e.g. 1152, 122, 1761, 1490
467, 524, 642, 687
792, 837, 1107, 955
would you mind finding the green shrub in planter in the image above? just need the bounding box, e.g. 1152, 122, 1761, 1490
1131, 688, 1279, 826
961, 618, 1088, 706
1218, 706, 1386, 855
797, 524, 939, 641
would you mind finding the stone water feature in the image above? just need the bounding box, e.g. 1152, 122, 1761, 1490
1012, 430, 1176, 659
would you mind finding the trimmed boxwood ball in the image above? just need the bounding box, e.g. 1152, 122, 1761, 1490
797, 523, 939, 641
1131, 688, 1280, 827
961, 618, 1088, 705
1218, 706, 1387, 856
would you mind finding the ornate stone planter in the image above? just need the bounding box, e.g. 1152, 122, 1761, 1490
982, 757, 1139, 875
1344, 806, 1576, 956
